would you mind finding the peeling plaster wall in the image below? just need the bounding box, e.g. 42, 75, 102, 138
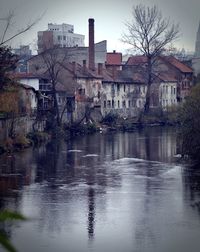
159, 82, 177, 108
101, 82, 147, 117
74, 78, 102, 122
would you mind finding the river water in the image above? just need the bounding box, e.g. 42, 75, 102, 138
0, 127, 200, 252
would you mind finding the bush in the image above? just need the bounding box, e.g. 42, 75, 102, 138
179, 84, 200, 160
13, 134, 31, 148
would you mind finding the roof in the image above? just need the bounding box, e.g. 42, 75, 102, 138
126, 55, 193, 74
155, 72, 177, 82
106, 52, 122, 65
163, 56, 193, 73
15, 82, 37, 92
126, 55, 147, 65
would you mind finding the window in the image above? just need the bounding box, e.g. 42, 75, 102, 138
104, 101, 106, 108
58, 35, 61, 40
117, 84, 120, 92
122, 100, 126, 108
58, 96, 61, 104
124, 84, 126, 92
107, 100, 111, 108
111, 84, 115, 95
63, 36, 66, 40
118, 100, 120, 108
128, 100, 131, 108
78, 88, 85, 95
112, 99, 114, 108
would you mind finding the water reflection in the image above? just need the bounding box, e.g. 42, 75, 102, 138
88, 187, 95, 240
1, 127, 200, 252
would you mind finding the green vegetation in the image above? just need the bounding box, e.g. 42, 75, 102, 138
179, 84, 200, 160
0, 210, 26, 252
139, 106, 179, 126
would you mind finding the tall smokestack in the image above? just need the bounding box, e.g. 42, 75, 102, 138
88, 18, 95, 71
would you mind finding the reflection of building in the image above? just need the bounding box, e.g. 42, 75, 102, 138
37, 23, 85, 53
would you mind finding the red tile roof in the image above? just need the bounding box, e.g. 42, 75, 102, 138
156, 72, 177, 82
106, 52, 122, 65
126, 55, 193, 74
126, 55, 147, 65
163, 56, 193, 73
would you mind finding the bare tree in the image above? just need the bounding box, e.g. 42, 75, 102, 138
122, 5, 180, 113
0, 10, 43, 46
38, 47, 70, 127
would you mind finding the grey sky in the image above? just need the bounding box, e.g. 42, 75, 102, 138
0, 0, 200, 54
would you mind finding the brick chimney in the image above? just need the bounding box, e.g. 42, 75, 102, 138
88, 18, 95, 71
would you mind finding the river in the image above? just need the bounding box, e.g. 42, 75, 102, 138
0, 127, 200, 252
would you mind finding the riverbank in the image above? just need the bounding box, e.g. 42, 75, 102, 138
0, 131, 50, 155
0, 109, 179, 154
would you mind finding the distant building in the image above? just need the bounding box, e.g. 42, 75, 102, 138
37, 23, 85, 53
192, 21, 200, 76
106, 50, 123, 70
126, 55, 194, 105
13, 45, 32, 73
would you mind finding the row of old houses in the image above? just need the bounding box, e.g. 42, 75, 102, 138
10, 18, 194, 126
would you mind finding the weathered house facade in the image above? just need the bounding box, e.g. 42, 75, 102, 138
101, 67, 147, 118
126, 55, 193, 109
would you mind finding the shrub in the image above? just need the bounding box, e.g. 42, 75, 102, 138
13, 134, 31, 148
179, 84, 200, 159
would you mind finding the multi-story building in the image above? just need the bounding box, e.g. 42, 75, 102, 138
13, 45, 32, 73
37, 23, 85, 53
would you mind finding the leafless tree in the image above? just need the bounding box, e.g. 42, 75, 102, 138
0, 10, 43, 46
122, 5, 180, 113
39, 47, 70, 127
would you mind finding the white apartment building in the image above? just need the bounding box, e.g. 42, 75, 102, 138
38, 23, 85, 52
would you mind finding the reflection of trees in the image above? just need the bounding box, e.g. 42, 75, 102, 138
183, 164, 200, 209
0, 152, 31, 251
87, 187, 95, 240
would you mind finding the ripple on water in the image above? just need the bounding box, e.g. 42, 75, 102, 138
67, 149, 82, 153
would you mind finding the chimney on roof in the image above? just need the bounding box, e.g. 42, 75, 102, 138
88, 18, 95, 71
98, 63, 103, 75
113, 50, 116, 53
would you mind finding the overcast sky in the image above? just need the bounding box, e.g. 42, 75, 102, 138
0, 0, 200, 54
